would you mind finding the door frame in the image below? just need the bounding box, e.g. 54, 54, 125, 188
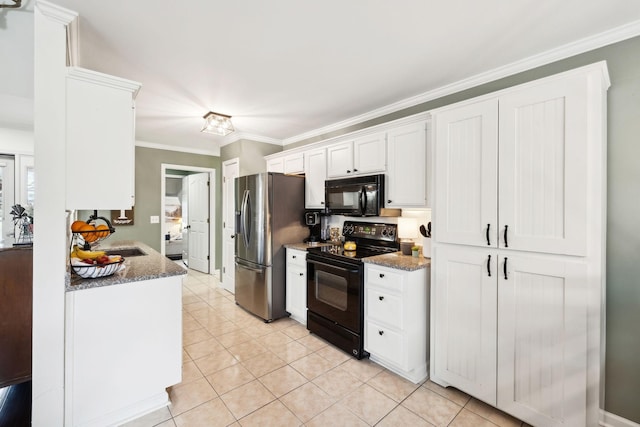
160, 163, 217, 276
221, 157, 239, 293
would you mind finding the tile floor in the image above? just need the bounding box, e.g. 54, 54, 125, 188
122, 267, 529, 427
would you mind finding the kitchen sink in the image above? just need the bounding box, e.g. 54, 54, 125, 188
104, 247, 147, 257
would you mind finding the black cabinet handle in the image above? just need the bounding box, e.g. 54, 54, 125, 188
231, 235, 235, 239
504, 225, 509, 247
354, 168, 358, 172
487, 254, 492, 277
378, 330, 384, 336
299, 272, 304, 276
379, 273, 385, 278
387, 199, 392, 203
347, 170, 351, 173
379, 296, 384, 301
486, 224, 491, 246
292, 255, 296, 259
504, 257, 508, 280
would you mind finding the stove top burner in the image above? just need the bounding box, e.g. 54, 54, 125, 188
311, 244, 397, 260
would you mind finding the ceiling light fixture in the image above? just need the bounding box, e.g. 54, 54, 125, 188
0, 0, 21, 8
201, 111, 234, 136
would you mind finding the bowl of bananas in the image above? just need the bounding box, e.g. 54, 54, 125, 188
70, 246, 125, 279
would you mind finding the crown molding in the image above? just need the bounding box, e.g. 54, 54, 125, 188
135, 140, 220, 157
35, 0, 78, 25
221, 131, 283, 147
281, 19, 640, 146
67, 67, 142, 97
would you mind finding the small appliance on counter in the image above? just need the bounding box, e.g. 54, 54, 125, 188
304, 210, 329, 243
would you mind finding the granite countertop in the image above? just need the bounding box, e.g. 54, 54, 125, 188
67, 240, 187, 292
363, 252, 431, 271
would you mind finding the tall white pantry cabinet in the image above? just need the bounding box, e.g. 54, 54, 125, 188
430, 62, 609, 427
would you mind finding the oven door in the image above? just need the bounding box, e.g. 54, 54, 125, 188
306, 257, 363, 333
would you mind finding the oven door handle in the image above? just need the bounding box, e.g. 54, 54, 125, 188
307, 258, 360, 274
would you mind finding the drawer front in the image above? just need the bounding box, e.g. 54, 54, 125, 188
287, 249, 307, 268
366, 287, 403, 329
366, 266, 405, 292
365, 320, 404, 368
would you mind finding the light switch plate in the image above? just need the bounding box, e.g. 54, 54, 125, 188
150, 215, 160, 224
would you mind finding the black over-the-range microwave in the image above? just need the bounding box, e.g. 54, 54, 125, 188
325, 174, 399, 217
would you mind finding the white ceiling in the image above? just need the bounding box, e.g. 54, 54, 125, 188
3, 0, 640, 153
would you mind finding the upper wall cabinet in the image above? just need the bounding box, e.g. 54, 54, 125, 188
304, 148, 327, 208
326, 132, 386, 178
267, 152, 304, 174
65, 67, 141, 210
386, 121, 428, 208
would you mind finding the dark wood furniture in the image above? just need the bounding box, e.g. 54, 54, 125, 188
0, 246, 32, 388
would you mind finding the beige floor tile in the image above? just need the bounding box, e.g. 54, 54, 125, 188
401, 387, 462, 427
184, 337, 225, 360
450, 408, 501, 427
183, 300, 209, 313
465, 398, 522, 427
168, 377, 217, 416
173, 398, 236, 427
240, 320, 275, 337
340, 358, 383, 382
182, 293, 201, 305
120, 406, 172, 427
206, 363, 256, 395
179, 360, 203, 384
155, 420, 176, 427
238, 400, 302, 427
377, 405, 435, 427
268, 340, 313, 364
312, 366, 363, 399
296, 334, 329, 351
217, 329, 254, 348
280, 382, 336, 422
368, 369, 420, 402
289, 352, 337, 380
205, 320, 241, 337
182, 327, 213, 346
305, 403, 369, 427
227, 340, 268, 361
182, 349, 191, 362
339, 383, 397, 425
255, 330, 295, 350
242, 350, 286, 377
219, 380, 276, 419
423, 380, 471, 407
193, 349, 239, 376
280, 323, 310, 340
315, 344, 350, 365
259, 365, 308, 397
182, 316, 202, 333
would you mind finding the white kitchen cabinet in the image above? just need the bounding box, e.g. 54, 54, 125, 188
386, 121, 429, 208
284, 152, 304, 174
65, 67, 140, 211
65, 276, 182, 427
286, 248, 307, 325
266, 157, 284, 173
326, 132, 386, 178
304, 148, 327, 208
431, 63, 609, 427
434, 71, 590, 256
364, 263, 428, 384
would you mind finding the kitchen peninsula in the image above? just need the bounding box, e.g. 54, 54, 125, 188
65, 240, 186, 427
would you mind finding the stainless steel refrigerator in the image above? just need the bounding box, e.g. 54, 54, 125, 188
234, 172, 307, 321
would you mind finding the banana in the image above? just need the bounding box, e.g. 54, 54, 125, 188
73, 245, 106, 260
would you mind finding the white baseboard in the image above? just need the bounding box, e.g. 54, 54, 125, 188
601, 410, 640, 427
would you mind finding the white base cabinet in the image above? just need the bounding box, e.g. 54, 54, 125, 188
431, 62, 608, 427
364, 264, 429, 384
64, 276, 182, 427
286, 248, 307, 325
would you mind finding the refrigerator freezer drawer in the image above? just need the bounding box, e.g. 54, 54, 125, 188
234, 259, 279, 322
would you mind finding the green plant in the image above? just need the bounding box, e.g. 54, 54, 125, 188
411, 246, 419, 251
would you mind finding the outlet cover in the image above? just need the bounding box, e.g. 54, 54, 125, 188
150, 215, 160, 224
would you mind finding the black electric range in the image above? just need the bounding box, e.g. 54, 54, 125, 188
305, 221, 399, 359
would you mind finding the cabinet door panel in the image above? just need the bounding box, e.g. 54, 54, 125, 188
267, 158, 284, 173
304, 148, 327, 208
326, 142, 353, 177
497, 254, 587, 426
499, 76, 587, 256
432, 245, 497, 405
386, 122, 427, 207
353, 133, 386, 174
434, 99, 498, 247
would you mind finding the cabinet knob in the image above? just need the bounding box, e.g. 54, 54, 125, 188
387, 200, 392, 203
378, 296, 384, 301
299, 272, 304, 276
379, 273, 385, 278
320, 201, 324, 204
346, 170, 351, 173
378, 330, 384, 336
292, 255, 296, 259
231, 235, 235, 239
353, 168, 358, 172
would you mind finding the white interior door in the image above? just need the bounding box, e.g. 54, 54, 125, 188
0, 155, 16, 246
186, 173, 210, 273
181, 176, 189, 265
222, 159, 239, 293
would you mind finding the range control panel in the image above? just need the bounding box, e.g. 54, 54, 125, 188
342, 221, 397, 243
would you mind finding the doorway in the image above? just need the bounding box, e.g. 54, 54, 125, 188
161, 164, 216, 275
222, 158, 239, 293
0, 155, 16, 246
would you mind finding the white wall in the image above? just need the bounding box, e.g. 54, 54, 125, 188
0, 127, 34, 154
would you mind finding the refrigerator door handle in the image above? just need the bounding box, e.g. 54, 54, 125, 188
240, 189, 251, 248
235, 259, 265, 273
